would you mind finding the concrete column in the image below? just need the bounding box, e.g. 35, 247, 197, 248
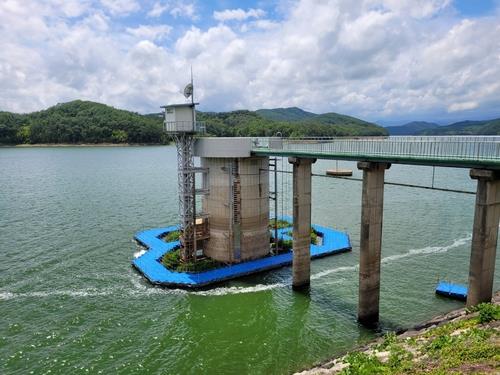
466, 169, 500, 307
289, 157, 316, 290
357, 161, 390, 325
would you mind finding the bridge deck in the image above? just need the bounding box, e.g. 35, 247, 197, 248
251, 136, 500, 169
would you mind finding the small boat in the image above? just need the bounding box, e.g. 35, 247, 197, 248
326, 160, 353, 177
435, 281, 467, 301
326, 169, 353, 176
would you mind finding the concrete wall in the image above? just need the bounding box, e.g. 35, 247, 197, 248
164, 106, 193, 123
164, 105, 196, 132
195, 138, 252, 158
202, 156, 269, 263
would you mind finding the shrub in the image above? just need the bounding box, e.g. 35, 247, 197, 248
476, 303, 500, 324
161, 247, 181, 269
269, 219, 292, 229
163, 230, 180, 243
160, 248, 223, 273
467, 302, 500, 324
284, 228, 323, 245
340, 352, 386, 375
378, 332, 397, 350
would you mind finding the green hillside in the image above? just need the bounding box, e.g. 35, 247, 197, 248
421, 118, 500, 135
0, 100, 166, 145
254, 107, 386, 136
387, 121, 440, 135
255, 107, 316, 122
0, 101, 388, 145
200, 107, 387, 137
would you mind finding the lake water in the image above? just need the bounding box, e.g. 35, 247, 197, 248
1, 146, 499, 374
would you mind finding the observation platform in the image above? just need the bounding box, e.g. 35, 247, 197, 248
132, 220, 351, 288
251, 136, 500, 169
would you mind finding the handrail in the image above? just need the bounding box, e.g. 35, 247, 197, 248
251, 136, 500, 162
164, 121, 206, 133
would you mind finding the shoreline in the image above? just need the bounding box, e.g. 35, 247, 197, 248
0, 143, 169, 148
296, 291, 500, 374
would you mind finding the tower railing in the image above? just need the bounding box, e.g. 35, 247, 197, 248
164, 121, 206, 133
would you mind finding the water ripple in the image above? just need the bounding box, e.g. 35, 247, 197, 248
0, 234, 471, 300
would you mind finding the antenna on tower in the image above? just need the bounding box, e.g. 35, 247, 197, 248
183, 66, 194, 105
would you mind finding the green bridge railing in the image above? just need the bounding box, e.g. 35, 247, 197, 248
251, 136, 500, 168
252, 136, 500, 170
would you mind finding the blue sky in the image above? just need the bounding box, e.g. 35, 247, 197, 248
454, 0, 497, 16
0, 0, 499, 125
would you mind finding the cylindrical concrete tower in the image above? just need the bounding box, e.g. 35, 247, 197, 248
195, 138, 270, 263
201, 157, 269, 263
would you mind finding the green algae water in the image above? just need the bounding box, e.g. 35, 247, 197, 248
1, 146, 499, 374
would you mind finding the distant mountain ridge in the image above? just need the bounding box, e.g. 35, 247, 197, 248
387, 118, 500, 136
198, 107, 386, 137
251, 107, 386, 136
422, 119, 500, 135
386, 121, 440, 135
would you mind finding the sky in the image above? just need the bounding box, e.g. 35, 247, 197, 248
0, 0, 499, 125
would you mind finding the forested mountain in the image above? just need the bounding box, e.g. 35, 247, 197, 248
0, 100, 166, 145
386, 121, 440, 135
255, 107, 384, 136
198, 109, 386, 137
385, 118, 500, 136
0, 101, 388, 145
421, 118, 500, 135
2, 100, 499, 145
256, 107, 316, 122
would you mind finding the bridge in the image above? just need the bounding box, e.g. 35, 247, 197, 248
251, 136, 500, 169
250, 136, 500, 325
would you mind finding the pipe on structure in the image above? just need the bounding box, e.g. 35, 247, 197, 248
289, 157, 316, 290
467, 169, 500, 307
357, 161, 391, 326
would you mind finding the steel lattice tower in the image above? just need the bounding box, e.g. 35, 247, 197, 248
174, 132, 196, 261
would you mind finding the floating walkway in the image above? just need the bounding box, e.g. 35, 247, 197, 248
132, 220, 351, 288
435, 281, 468, 301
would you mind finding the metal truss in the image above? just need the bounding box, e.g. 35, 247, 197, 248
174, 133, 196, 261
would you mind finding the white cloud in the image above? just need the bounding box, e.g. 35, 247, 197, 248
147, 1, 197, 19
100, 0, 139, 16
126, 25, 172, 41
148, 1, 169, 17
448, 101, 479, 112
375, 0, 452, 19
48, 0, 92, 18
170, 2, 196, 19
213, 8, 266, 22
0, 0, 499, 123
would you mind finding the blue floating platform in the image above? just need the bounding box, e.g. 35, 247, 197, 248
132, 219, 351, 288
435, 281, 468, 301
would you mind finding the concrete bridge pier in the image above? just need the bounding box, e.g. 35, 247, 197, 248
467, 169, 500, 307
289, 157, 316, 290
357, 161, 390, 325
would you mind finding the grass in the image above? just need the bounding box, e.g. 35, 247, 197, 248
334, 302, 500, 374
162, 230, 180, 243
160, 248, 223, 273
272, 238, 293, 253
467, 302, 500, 323
284, 228, 323, 245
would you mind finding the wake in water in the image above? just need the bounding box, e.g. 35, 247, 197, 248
128, 273, 287, 297
0, 288, 114, 300
0, 234, 471, 300
133, 249, 147, 259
